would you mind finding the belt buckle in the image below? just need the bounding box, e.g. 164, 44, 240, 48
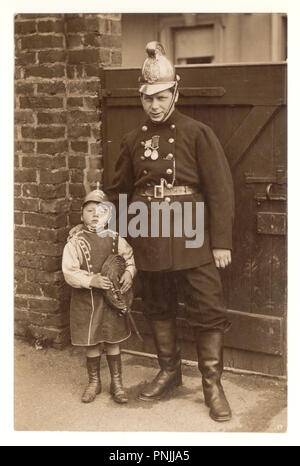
154, 182, 164, 199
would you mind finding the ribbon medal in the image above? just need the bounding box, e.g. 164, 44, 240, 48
143, 136, 160, 160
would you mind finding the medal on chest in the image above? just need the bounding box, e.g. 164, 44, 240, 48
143, 135, 160, 160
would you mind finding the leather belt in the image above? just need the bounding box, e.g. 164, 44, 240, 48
136, 185, 200, 198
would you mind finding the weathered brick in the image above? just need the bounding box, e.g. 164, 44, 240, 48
37, 111, 67, 125
86, 17, 101, 32
90, 155, 102, 168
40, 198, 70, 214
100, 34, 122, 49
68, 81, 99, 95
68, 125, 91, 138
68, 155, 86, 169
15, 83, 35, 95
14, 212, 23, 225
83, 33, 102, 48
41, 283, 69, 300
38, 183, 66, 199
15, 66, 22, 80
15, 141, 35, 154
15, 225, 39, 240
14, 168, 37, 183
37, 20, 64, 33
27, 297, 61, 312
111, 20, 121, 35
111, 50, 122, 65
57, 227, 70, 242
14, 184, 22, 197
16, 282, 42, 296
71, 199, 82, 211
22, 183, 39, 197
14, 296, 29, 309
91, 126, 101, 140
69, 110, 99, 124
22, 155, 66, 170
37, 140, 68, 155
21, 125, 66, 140
23, 239, 64, 257
27, 269, 64, 284
20, 96, 63, 109
84, 64, 100, 77
67, 97, 83, 107
15, 153, 20, 168
69, 212, 82, 225
28, 311, 69, 328
14, 266, 26, 282
90, 143, 102, 156
21, 34, 64, 50
15, 253, 40, 269
15, 21, 37, 35
24, 64, 65, 79
14, 197, 39, 212
99, 18, 110, 34
15, 52, 36, 66
66, 65, 75, 79
65, 35, 82, 49
15, 111, 35, 125
39, 256, 62, 272
37, 82, 66, 95
39, 169, 68, 184
24, 212, 67, 228
70, 140, 88, 153
70, 169, 84, 183
38, 50, 66, 64
84, 96, 100, 109
65, 17, 88, 33
87, 169, 102, 183
99, 48, 111, 64
14, 238, 36, 255
69, 183, 86, 198
67, 49, 99, 65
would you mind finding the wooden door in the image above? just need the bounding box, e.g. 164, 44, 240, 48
101, 63, 287, 376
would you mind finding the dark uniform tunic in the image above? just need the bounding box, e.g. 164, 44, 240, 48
105, 109, 234, 328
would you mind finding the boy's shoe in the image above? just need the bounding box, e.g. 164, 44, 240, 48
106, 354, 128, 404
81, 356, 102, 403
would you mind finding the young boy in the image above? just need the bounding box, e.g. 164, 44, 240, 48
62, 188, 136, 404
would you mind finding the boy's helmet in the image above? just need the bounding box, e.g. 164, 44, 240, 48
82, 189, 109, 208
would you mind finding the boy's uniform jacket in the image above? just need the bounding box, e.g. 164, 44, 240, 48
62, 228, 136, 346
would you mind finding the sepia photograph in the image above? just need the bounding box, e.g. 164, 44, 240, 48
7, 1, 298, 447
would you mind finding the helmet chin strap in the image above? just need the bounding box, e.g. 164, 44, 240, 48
161, 81, 178, 123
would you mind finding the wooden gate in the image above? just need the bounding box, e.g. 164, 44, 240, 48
101, 63, 287, 376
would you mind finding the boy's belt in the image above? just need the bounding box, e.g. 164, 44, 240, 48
136, 185, 200, 199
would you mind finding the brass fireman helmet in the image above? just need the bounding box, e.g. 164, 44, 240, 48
139, 41, 180, 96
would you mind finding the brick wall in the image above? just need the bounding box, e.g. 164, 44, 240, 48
14, 13, 122, 347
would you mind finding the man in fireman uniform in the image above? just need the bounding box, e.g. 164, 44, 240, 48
105, 42, 235, 422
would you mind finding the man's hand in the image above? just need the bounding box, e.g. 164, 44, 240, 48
90, 274, 112, 290
212, 249, 232, 269
119, 270, 133, 294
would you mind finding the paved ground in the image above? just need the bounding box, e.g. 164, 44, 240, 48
13, 336, 287, 437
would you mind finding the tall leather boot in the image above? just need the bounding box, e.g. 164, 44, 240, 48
106, 354, 128, 404
195, 328, 232, 422
81, 356, 101, 403
138, 318, 182, 401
